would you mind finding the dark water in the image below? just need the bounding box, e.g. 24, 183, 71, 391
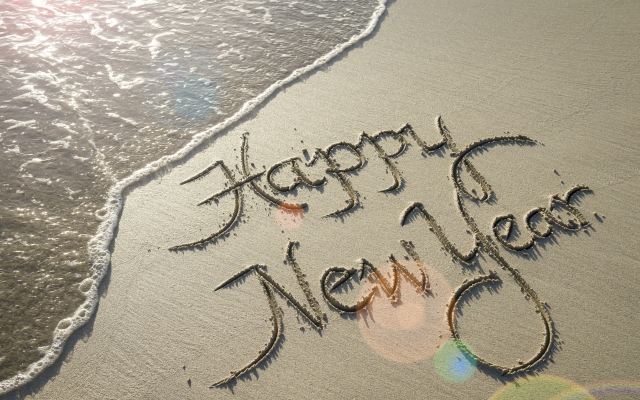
0, 0, 384, 392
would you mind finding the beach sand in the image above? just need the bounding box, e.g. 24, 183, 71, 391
6, 0, 640, 398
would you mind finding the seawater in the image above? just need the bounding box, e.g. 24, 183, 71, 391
0, 0, 386, 393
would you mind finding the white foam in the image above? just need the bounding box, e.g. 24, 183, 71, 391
13, 30, 49, 49
149, 19, 163, 29
4, 119, 36, 131
52, 121, 79, 135
19, 157, 53, 173
106, 112, 137, 126
258, 7, 274, 25
35, 178, 53, 185
5, 145, 20, 154
0, 0, 389, 394
14, 86, 61, 111
83, 13, 143, 48
105, 64, 145, 90
106, 18, 119, 28
49, 136, 72, 149
148, 31, 174, 59
128, 0, 158, 8
20, 70, 63, 87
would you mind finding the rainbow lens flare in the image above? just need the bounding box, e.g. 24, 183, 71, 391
490, 375, 594, 400
433, 339, 477, 383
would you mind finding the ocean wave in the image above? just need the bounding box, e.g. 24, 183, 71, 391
0, 0, 388, 394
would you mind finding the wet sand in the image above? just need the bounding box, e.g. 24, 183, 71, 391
6, 0, 640, 398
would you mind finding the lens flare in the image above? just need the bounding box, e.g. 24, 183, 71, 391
275, 203, 304, 230
490, 375, 594, 400
357, 261, 451, 363
173, 75, 216, 120
433, 339, 477, 383
150, 45, 225, 129
581, 381, 640, 399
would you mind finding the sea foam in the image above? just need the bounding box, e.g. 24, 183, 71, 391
0, 0, 388, 394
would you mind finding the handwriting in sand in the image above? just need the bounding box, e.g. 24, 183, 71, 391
173, 117, 592, 387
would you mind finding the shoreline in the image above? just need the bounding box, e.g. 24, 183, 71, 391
0, 0, 390, 396
6, 0, 640, 398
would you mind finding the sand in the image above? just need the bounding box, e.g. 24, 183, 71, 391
6, 0, 640, 398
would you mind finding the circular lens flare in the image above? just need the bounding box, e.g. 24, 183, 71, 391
434, 339, 477, 383
275, 203, 304, 230
357, 261, 451, 363
173, 75, 216, 120
490, 375, 595, 400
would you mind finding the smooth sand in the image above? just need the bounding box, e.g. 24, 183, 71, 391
7, 0, 640, 398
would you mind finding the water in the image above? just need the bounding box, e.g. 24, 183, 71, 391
0, 0, 386, 393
